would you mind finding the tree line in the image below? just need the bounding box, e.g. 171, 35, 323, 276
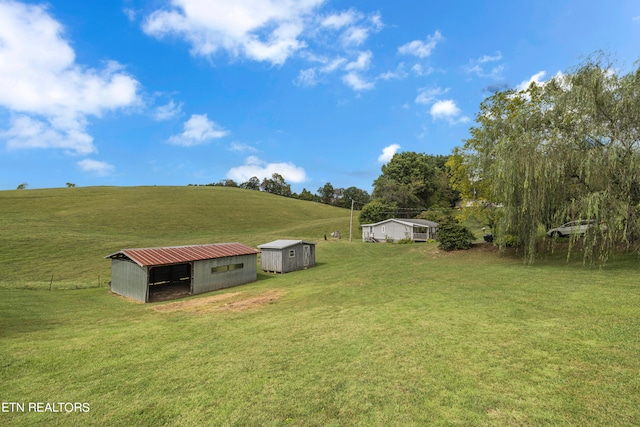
188, 174, 372, 209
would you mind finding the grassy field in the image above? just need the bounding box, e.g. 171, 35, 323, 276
1, 187, 639, 426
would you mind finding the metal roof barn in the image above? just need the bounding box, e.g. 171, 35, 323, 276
105, 243, 260, 303
258, 240, 315, 274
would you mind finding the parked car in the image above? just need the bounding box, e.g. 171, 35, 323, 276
546, 220, 594, 237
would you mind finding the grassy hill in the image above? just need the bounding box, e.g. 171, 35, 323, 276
0, 186, 352, 289
1, 187, 639, 426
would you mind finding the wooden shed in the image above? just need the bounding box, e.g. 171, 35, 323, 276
105, 243, 259, 303
258, 240, 315, 273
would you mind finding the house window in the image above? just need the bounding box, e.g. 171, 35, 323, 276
211, 263, 244, 274
289, 249, 295, 258
381, 226, 386, 233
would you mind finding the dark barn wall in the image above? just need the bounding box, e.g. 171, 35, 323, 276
192, 253, 258, 294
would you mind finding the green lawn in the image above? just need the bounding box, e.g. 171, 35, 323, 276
1, 187, 639, 426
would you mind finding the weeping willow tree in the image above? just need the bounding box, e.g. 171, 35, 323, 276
456, 55, 640, 263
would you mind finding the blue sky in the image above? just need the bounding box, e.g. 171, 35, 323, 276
1, 0, 639, 193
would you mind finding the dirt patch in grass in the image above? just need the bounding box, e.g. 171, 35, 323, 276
151, 290, 283, 314
152, 292, 240, 313
216, 290, 283, 312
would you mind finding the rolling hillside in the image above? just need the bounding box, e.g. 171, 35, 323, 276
0, 186, 352, 289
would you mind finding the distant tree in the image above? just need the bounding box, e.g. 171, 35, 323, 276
66, 182, 76, 188
240, 176, 260, 191
261, 173, 292, 197
359, 198, 398, 224
217, 179, 238, 187
298, 188, 319, 202
16, 183, 27, 190
339, 186, 371, 209
317, 182, 335, 204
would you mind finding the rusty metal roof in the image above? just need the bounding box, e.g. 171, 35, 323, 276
105, 243, 260, 267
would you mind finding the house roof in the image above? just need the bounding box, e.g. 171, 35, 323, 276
360, 218, 439, 227
258, 239, 314, 250
105, 243, 260, 267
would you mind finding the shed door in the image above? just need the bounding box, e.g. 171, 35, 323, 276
303, 245, 311, 267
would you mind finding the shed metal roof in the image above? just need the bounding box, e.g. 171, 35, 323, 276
258, 239, 314, 250
105, 243, 260, 267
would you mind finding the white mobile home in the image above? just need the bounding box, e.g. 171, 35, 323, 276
361, 218, 438, 242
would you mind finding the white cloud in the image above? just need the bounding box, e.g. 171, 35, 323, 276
411, 64, 434, 76
345, 51, 372, 71
633, 16, 640, 22
3, 115, 92, 153
153, 100, 183, 121
415, 86, 448, 105
143, 0, 383, 92
227, 156, 307, 183
123, 8, 137, 22
478, 51, 502, 63
168, 114, 229, 146
516, 71, 547, 91
294, 68, 319, 87
320, 9, 380, 47
465, 51, 504, 79
321, 10, 359, 29
430, 99, 470, 124
342, 72, 374, 91
0, 1, 140, 155
229, 142, 258, 153
341, 25, 369, 46
143, 0, 325, 65
398, 30, 443, 58
378, 63, 408, 81
378, 144, 400, 163
430, 100, 459, 117
77, 158, 115, 176
321, 57, 347, 73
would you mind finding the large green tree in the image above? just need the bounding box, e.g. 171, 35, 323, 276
460, 55, 640, 262
339, 186, 371, 209
373, 152, 458, 211
358, 198, 398, 225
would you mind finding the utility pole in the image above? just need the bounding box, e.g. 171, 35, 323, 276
349, 199, 354, 242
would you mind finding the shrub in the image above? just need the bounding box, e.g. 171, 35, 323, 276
494, 234, 520, 248
437, 220, 475, 251
396, 237, 413, 244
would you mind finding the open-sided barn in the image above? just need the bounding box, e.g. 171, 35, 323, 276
105, 243, 259, 302
258, 240, 315, 274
